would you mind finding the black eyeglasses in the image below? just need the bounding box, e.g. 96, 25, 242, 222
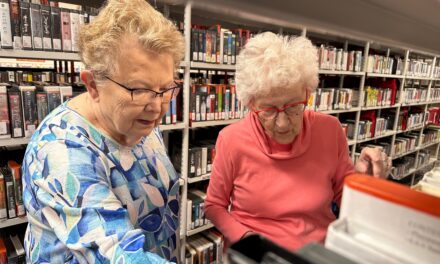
104, 76, 181, 105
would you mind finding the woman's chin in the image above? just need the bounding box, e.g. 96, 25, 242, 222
274, 135, 295, 144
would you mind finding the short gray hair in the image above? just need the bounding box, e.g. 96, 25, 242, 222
78, 0, 185, 78
236, 32, 318, 106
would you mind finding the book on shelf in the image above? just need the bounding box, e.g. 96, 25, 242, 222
3, 234, 25, 264
185, 244, 197, 264
190, 83, 239, 123
407, 58, 432, 78
44, 86, 61, 113
188, 142, 215, 179
187, 236, 213, 264
171, 97, 177, 124
1, 167, 16, 219
0, 169, 6, 219
0, 0, 12, 49
60, 8, 71, 52
7, 86, 24, 138
19, 85, 37, 137
50, 6, 61, 51
307, 88, 355, 111
9, 0, 21, 50
187, 190, 208, 230
191, 24, 240, 65
8, 161, 25, 217
40, 4, 52, 50
366, 54, 404, 75
188, 148, 196, 178
0, 85, 10, 138
318, 45, 363, 72
30, 3, 43, 50
59, 85, 72, 103
36, 87, 48, 124
0, 237, 6, 264
19, 1, 32, 50
202, 229, 224, 264
69, 9, 80, 52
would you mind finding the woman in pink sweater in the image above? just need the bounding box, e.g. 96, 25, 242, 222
204, 32, 392, 251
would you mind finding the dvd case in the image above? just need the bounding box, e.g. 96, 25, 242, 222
7, 87, 24, 138
30, 3, 43, 50
19, 86, 37, 137
0, 0, 13, 48
19, 1, 32, 49
50, 6, 61, 51
0, 85, 10, 138
69, 9, 79, 52
9, 0, 21, 49
41, 4, 52, 50
60, 8, 71, 51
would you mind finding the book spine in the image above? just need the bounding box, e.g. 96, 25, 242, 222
46, 86, 61, 112
171, 97, 177, 124
191, 28, 198, 61
0, 170, 6, 219
0, 0, 12, 48
30, 3, 43, 50
19, 1, 32, 49
69, 10, 79, 52
41, 5, 52, 50
20, 86, 37, 137
231, 33, 236, 65
10, 0, 21, 49
0, 86, 10, 137
50, 6, 61, 51
36, 91, 48, 124
4, 169, 16, 218
8, 162, 25, 216
60, 8, 71, 51
188, 148, 195, 178
7, 89, 24, 138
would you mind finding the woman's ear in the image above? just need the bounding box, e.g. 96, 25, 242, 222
80, 70, 100, 102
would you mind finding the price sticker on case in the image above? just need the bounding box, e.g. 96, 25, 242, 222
0, 122, 7, 134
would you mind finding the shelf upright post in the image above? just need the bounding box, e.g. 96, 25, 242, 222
418, 56, 437, 163
352, 41, 369, 159
390, 50, 410, 157
180, 1, 192, 262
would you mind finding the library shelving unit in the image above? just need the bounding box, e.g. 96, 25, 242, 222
1, 1, 440, 263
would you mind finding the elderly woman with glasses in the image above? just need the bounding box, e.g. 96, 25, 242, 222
21, 0, 183, 263
205, 32, 392, 251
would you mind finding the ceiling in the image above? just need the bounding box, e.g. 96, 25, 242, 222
66, 0, 440, 56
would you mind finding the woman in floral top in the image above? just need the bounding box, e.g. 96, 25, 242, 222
21, 0, 184, 263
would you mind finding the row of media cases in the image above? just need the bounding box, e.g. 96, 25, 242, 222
0, 0, 438, 78
1, 76, 440, 138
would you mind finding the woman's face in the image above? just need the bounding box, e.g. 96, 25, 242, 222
94, 38, 175, 146
252, 88, 307, 144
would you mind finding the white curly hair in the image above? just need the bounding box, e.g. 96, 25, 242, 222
236, 32, 319, 106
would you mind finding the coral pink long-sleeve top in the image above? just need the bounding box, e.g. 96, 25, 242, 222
204, 111, 355, 251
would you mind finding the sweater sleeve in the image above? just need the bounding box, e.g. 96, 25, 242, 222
204, 132, 252, 244
332, 121, 355, 206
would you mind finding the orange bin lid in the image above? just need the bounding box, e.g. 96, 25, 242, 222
345, 174, 440, 218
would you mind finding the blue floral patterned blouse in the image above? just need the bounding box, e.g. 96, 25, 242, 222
22, 103, 180, 263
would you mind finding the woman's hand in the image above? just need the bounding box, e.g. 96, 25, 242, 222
354, 147, 392, 178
